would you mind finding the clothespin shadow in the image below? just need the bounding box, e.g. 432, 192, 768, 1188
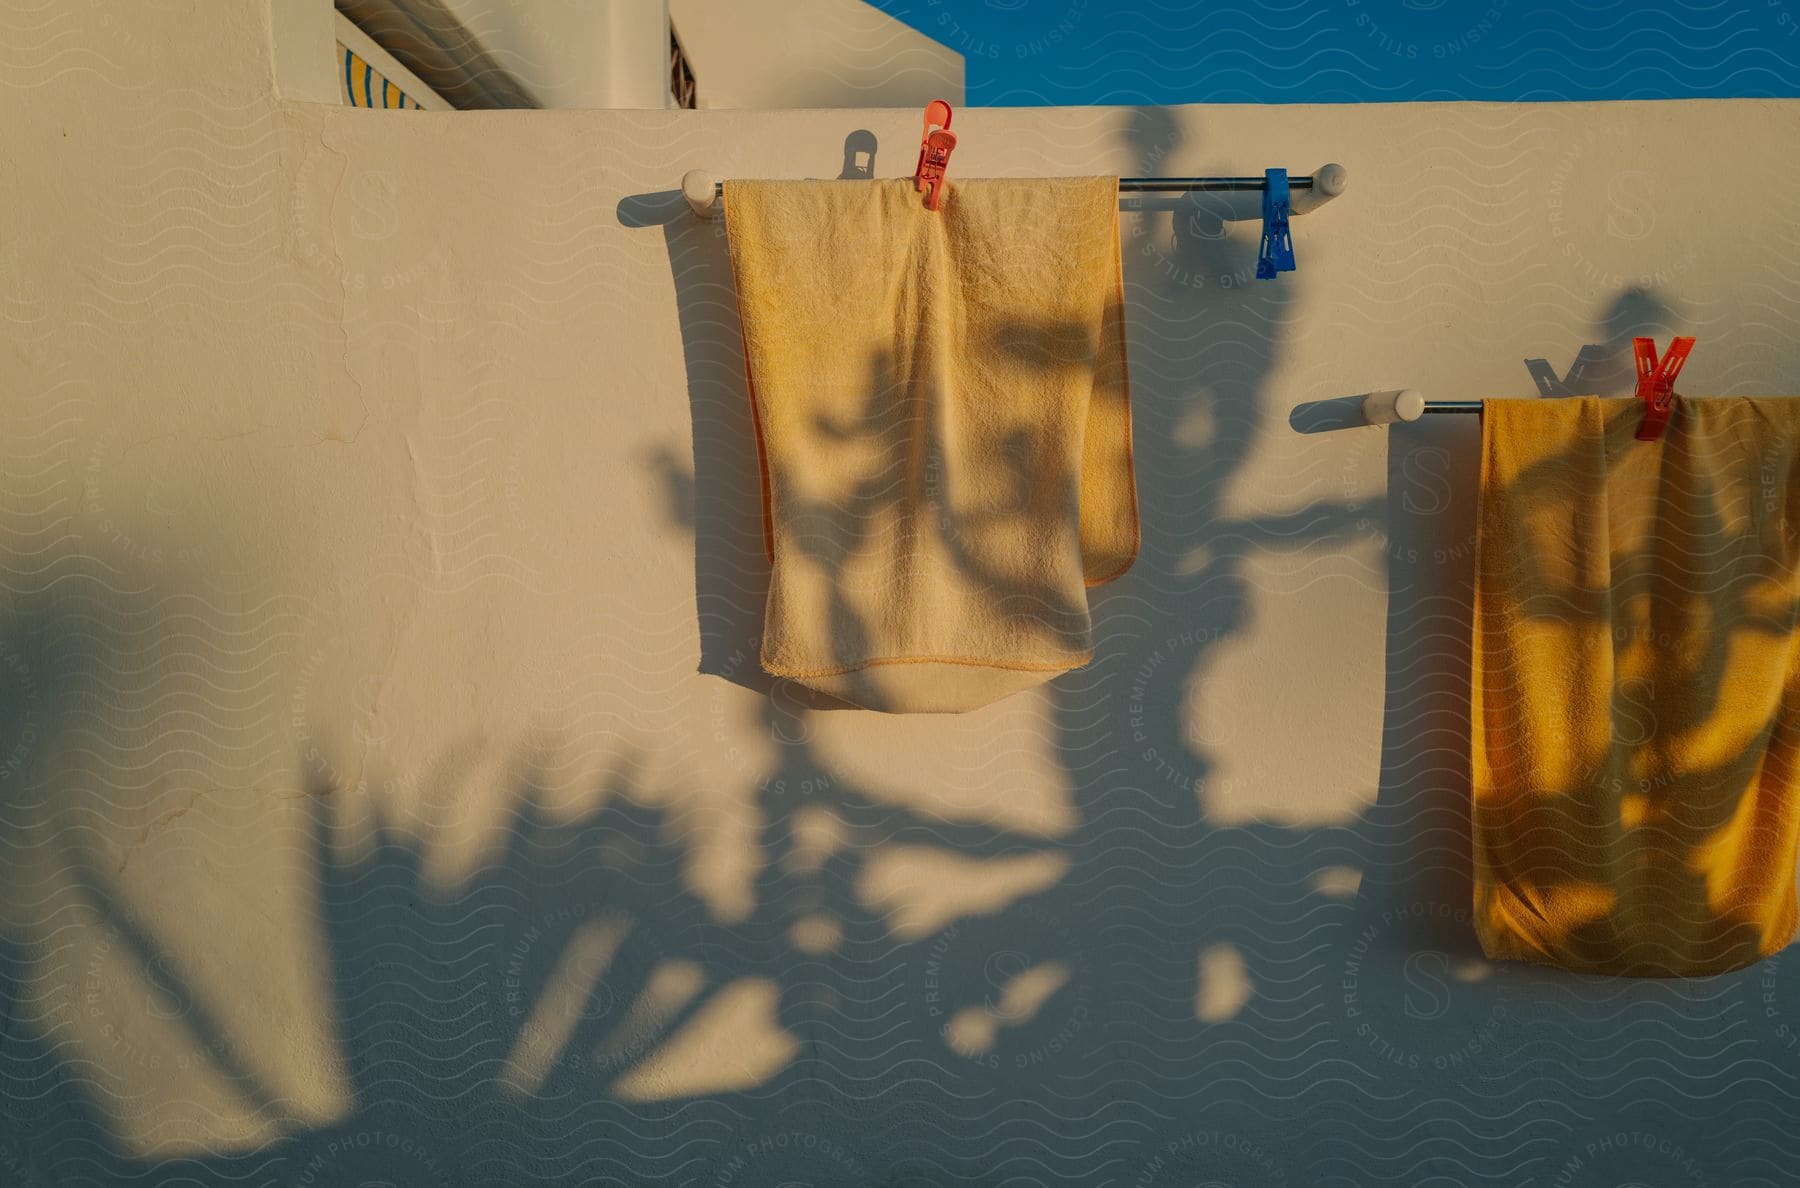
1524, 345, 1615, 398
839, 129, 877, 180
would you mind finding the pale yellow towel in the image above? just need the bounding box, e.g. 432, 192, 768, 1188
1474, 395, 1800, 976
722, 176, 1137, 713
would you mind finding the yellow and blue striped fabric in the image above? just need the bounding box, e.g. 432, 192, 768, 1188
339, 45, 422, 109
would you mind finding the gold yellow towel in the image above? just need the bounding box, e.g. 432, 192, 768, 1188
721, 176, 1137, 714
1473, 395, 1800, 976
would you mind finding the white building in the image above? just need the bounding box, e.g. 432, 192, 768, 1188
278, 0, 964, 110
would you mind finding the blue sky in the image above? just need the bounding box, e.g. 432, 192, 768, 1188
865, 0, 1800, 105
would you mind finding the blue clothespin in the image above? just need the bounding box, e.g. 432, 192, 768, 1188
1256, 168, 1295, 280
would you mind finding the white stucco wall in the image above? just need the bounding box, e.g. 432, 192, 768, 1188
670, 0, 964, 108
4, 1, 1799, 1184
437, 0, 673, 108
322, 0, 963, 110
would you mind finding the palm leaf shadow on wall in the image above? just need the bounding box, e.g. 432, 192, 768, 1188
7, 112, 1798, 1184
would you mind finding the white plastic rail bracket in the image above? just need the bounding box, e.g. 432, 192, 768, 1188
683, 169, 723, 219
1362, 389, 1426, 425
1290, 163, 1348, 215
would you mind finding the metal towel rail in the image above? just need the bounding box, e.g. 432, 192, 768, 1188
678, 165, 1349, 219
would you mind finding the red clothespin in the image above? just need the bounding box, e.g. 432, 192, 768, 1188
913, 99, 956, 212
1632, 335, 1695, 441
